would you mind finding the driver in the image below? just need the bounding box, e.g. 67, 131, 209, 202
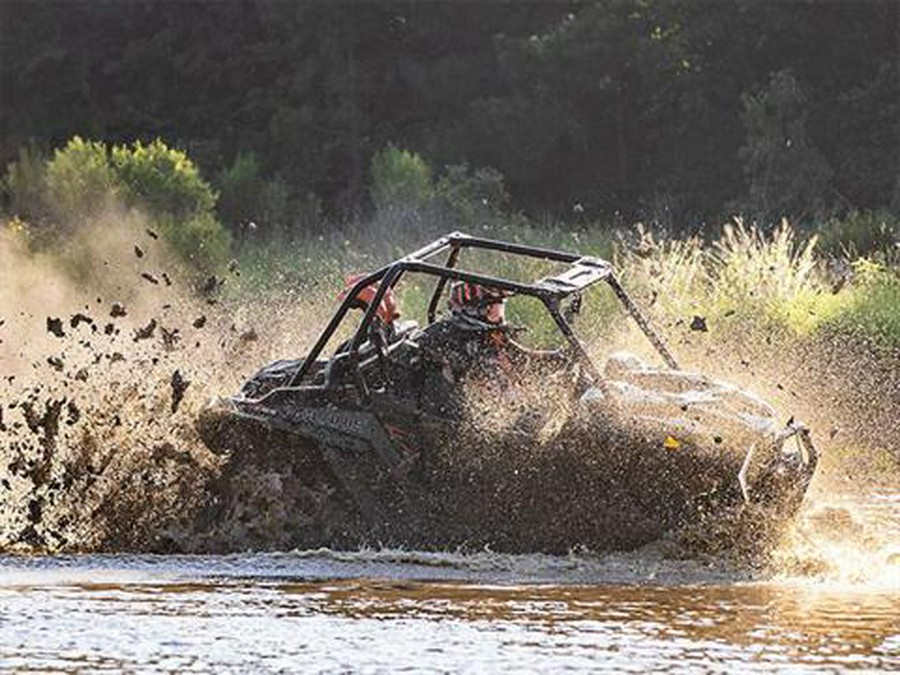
448, 281, 509, 330
417, 280, 577, 421
428, 280, 555, 383
453, 280, 575, 373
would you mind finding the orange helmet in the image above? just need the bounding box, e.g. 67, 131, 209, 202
448, 281, 509, 325
339, 273, 400, 326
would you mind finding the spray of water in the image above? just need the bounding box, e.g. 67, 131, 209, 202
607, 315, 900, 585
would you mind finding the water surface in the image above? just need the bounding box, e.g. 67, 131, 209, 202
1, 548, 897, 673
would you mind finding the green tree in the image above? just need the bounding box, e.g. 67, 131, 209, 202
370, 145, 433, 211
111, 139, 217, 219
45, 136, 117, 220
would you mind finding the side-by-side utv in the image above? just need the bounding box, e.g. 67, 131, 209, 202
197, 232, 818, 552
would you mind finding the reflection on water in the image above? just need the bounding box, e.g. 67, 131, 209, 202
1, 552, 897, 673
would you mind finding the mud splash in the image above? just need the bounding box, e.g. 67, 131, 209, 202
768, 490, 900, 587
0, 214, 323, 552
2, 221, 898, 578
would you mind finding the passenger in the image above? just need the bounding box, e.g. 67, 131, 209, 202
414, 280, 574, 420
427, 281, 554, 383
325, 274, 403, 370
448, 280, 510, 331
338, 273, 402, 345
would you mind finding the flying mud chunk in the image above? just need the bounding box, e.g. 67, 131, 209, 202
141, 272, 160, 285
200, 275, 222, 294
133, 318, 157, 341
690, 315, 708, 332
65, 401, 80, 425
110, 303, 127, 318
70, 313, 95, 332
46, 317, 65, 338
161, 326, 180, 350
193, 316, 207, 329
171, 370, 190, 413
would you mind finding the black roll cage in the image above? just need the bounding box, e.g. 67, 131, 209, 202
282, 232, 677, 400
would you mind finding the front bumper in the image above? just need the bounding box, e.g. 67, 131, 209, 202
739, 420, 818, 509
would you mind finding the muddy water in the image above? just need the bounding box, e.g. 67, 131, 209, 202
1, 546, 897, 673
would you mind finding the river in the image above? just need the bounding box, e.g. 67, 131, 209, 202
1, 543, 897, 673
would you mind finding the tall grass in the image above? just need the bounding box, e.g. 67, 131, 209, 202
615, 219, 899, 348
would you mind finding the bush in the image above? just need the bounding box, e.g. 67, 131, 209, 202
45, 136, 118, 219
111, 139, 228, 272
436, 163, 509, 225
817, 209, 899, 259
825, 259, 900, 347
6, 136, 230, 273
710, 219, 819, 310
370, 145, 433, 211
111, 139, 217, 220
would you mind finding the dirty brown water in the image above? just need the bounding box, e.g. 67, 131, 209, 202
1, 529, 899, 673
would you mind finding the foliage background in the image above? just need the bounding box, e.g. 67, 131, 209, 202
1, 0, 897, 231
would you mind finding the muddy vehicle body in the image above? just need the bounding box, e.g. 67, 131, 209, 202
198, 232, 818, 552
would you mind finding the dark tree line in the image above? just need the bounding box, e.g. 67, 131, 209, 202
1, 0, 897, 229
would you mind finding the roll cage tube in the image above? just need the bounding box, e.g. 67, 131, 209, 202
287, 235, 458, 387
287, 267, 387, 387
543, 296, 608, 395
287, 232, 679, 392
605, 274, 679, 370
346, 263, 404, 399
342, 261, 577, 401
426, 245, 462, 324
425, 233, 588, 324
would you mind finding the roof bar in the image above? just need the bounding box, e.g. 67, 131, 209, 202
447, 233, 583, 264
